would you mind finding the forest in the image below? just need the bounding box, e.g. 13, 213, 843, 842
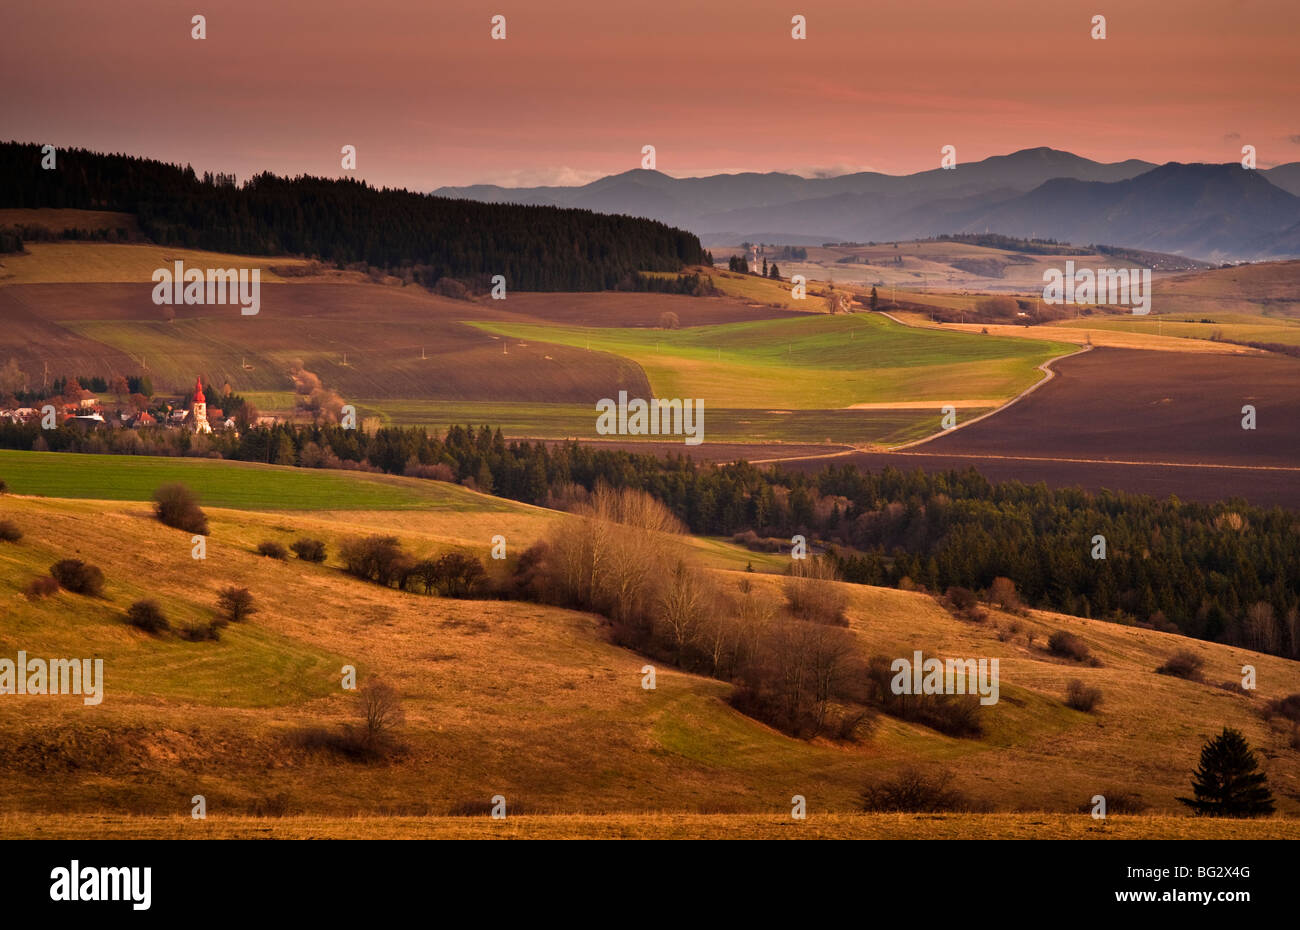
0, 142, 706, 290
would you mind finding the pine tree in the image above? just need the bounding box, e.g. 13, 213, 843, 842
1177, 727, 1275, 817
870, 286, 879, 310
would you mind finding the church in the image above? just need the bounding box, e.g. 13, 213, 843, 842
190, 376, 212, 434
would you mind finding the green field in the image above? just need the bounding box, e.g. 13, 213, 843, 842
1059, 312, 1300, 347
471, 313, 1070, 408
0, 449, 517, 511
348, 399, 984, 445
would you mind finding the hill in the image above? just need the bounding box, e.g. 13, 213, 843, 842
0, 142, 705, 290
436, 149, 1300, 261
1, 458, 1298, 836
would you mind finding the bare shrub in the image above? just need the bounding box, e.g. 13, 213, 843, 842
1065, 679, 1103, 712
357, 679, 405, 748
1156, 650, 1205, 681
731, 617, 863, 738
1077, 791, 1147, 815
1264, 693, 1300, 723
177, 620, 220, 642
339, 535, 408, 586
50, 559, 105, 597
1047, 630, 1094, 664
988, 576, 1021, 610
124, 600, 169, 634
290, 538, 327, 562
152, 482, 208, 535
256, 540, 288, 560
863, 655, 983, 737
216, 586, 257, 623
25, 576, 60, 599
860, 768, 972, 812
430, 552, 487, 598
783, 556, 849, 626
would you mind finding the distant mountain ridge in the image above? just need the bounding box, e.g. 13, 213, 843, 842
436, 148, 1300, 261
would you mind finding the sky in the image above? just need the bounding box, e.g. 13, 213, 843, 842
3, 0, 1298, 190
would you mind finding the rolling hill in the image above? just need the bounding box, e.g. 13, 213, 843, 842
1, 454, 1298, 838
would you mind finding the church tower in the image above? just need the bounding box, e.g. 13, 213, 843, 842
191, 376, 212, 434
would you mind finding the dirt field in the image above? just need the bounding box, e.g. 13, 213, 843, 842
919, 347, 1300, 468
759, 347, 1300, 509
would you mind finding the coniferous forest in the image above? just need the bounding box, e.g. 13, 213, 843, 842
0, 142, 705, 289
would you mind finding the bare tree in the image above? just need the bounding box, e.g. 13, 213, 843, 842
357, 679, 405, 746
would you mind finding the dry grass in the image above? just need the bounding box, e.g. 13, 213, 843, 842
1, 489, 1298, 831
4, 812, 1298, 840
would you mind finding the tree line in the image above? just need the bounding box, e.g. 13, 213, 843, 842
4, 418, 1297, 657
0, 142, 706, 290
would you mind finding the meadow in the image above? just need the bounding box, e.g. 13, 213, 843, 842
470, 312, 1071, 409
1, 467, 1297, 827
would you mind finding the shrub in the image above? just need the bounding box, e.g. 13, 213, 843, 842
256, 541, 288, 560
1077, 791, 1147, 815
1156, 650, 1205, 681
178, 620, 220, 642
124, 600, 169, 634
49, 559, 105, 597
1065, 679, 1103, 712
863, 655, 983, 738
440, 552, 487, 597
860, 768, 972, 812
340, 535, 408, 586
1047, 630, 1093, 663
216, 586, 257, 623
783, 556, 848, 626
945, 586, 978, 612
358, 678, 405, 750
0, 519, 21, 542
988, 576, 1021, 610
290, 538, 327, 562
24, 576, 59, 599
1264, 693, 1300, 723
152, 482, 208, 535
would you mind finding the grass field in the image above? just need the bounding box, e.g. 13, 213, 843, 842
347, 398, 979, 445
0, 449, 522, 511
6, 812, 1298, 840
471, 313, 1072, 409
2, 471, 1298, 826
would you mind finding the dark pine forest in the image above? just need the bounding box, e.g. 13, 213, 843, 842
0, 141, 706, 290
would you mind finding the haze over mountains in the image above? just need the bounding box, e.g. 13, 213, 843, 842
436, 148, 1300, 263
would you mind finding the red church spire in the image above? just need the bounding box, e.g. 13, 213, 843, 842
193, 377, 205, 404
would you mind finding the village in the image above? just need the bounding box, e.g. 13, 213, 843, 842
0, 376, 249, 435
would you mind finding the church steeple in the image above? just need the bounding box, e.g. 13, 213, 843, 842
194, 377, 206, 405
190, 376, 211, 434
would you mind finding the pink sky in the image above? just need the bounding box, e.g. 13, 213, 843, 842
3, 0, 1297, 189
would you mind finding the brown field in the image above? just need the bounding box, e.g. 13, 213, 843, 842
5, 812, 1297, 840
766, 347, 1300, 509
0, 282, 653, 401
921, 347, 1300, 468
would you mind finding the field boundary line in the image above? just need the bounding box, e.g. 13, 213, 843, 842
889, 339, 1094, 451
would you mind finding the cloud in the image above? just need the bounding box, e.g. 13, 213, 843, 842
1223, 132, 1241, 142
478, 166, 609, 188
1288, 134, 1300, 145
782, 163, 880, 178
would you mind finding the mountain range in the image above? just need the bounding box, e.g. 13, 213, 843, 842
435, 148, 1300, 262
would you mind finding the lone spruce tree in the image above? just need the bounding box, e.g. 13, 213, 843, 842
1177, 727, 1275, 817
